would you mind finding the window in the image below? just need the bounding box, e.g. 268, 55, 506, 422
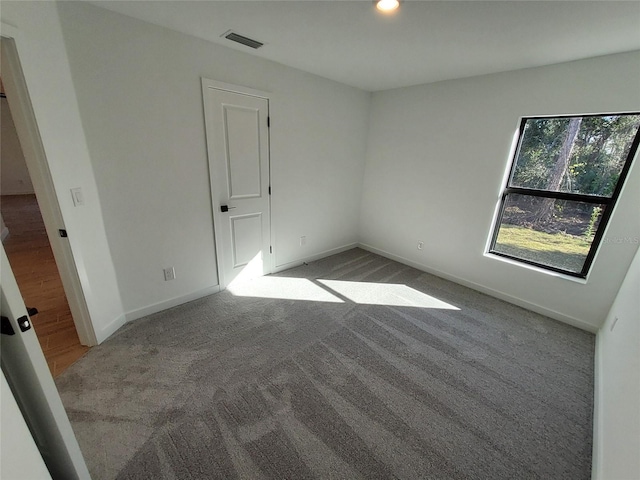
489, 113, 640, 278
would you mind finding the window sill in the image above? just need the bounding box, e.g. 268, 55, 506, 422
484, 252, 589, 285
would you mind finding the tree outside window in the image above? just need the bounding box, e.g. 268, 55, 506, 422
490, 113, 640, 277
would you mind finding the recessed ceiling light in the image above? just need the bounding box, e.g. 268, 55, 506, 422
375, 0, 400, 13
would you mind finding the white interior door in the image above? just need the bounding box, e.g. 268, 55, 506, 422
0, 244, 90, 479
1, 371, 52, 480
202, 80, 271, 289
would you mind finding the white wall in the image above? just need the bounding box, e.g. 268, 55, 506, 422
593, 246, 640, 479
3, 1, 634, 335
1, 2, 125, 342
360, 51, 640, 331
1, 97, 35, 194
55, 2, 370, 317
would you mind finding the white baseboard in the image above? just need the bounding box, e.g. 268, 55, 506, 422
358, 242, 598, 333
273, 242, 359, 274
1, 189, 36, 196
121, 245, 358, 325
1, 226, 9, 242
124, 285, 220, 323
591, 331, 603, 480
95, 314, 127, 344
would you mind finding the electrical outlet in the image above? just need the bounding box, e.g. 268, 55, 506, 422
300, 236, 307, 247
163, 267, 176, 281
417, 241, 424, 250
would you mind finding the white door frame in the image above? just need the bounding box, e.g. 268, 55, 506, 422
201, 78, 273, 288
1, 27, 97, 346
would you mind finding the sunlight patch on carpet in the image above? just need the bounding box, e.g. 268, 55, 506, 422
318, 280, 460, 309
229, 275, 459, 310
228, 276, 344, 303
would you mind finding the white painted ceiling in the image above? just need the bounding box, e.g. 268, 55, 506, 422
88, 1, 640, 91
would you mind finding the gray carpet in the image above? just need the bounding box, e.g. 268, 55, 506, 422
56, 248, 595, 479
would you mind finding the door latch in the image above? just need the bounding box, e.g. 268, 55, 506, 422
17, 315, 32, 332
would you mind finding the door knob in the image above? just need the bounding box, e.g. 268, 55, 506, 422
220, 205, 236, 212
17, 315, 31, 332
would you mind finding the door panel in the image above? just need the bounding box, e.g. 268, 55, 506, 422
231, 214, 263, 267
224, 105, 262, 199
202, 81, 271, 289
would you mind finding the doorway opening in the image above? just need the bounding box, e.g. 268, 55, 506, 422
1, 81, 89, 377
0, 33, 96, 376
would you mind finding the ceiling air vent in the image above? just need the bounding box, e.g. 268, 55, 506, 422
222, 30, 264, 49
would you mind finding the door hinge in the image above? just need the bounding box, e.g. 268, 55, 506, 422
270, 246, 272, 254
267, 116, 270, 128
268, 186, 271, 195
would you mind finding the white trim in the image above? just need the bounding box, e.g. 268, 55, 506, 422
484, 252, 588, 285
1, 226, 9, 242
125, 286, 220, 322
201, 78, 225, 288
95, 314, 127, 345
202, 78, 270, 100
359, 242, 598, 333
591, 330, 603, 480
0, 32, 98, 346
0, 188, 36, 196
272, 243, 359, 274
0, 21, 19, 39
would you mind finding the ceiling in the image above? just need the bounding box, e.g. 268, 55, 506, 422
87, 1, 640, 92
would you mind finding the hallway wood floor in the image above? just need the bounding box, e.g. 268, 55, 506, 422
1, 194, 89, 377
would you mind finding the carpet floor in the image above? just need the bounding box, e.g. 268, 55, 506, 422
56, 248, 595, 479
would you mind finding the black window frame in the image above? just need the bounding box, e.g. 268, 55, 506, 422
489, 112, 640, 279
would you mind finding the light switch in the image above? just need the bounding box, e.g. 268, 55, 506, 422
70, 187, 84, 207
